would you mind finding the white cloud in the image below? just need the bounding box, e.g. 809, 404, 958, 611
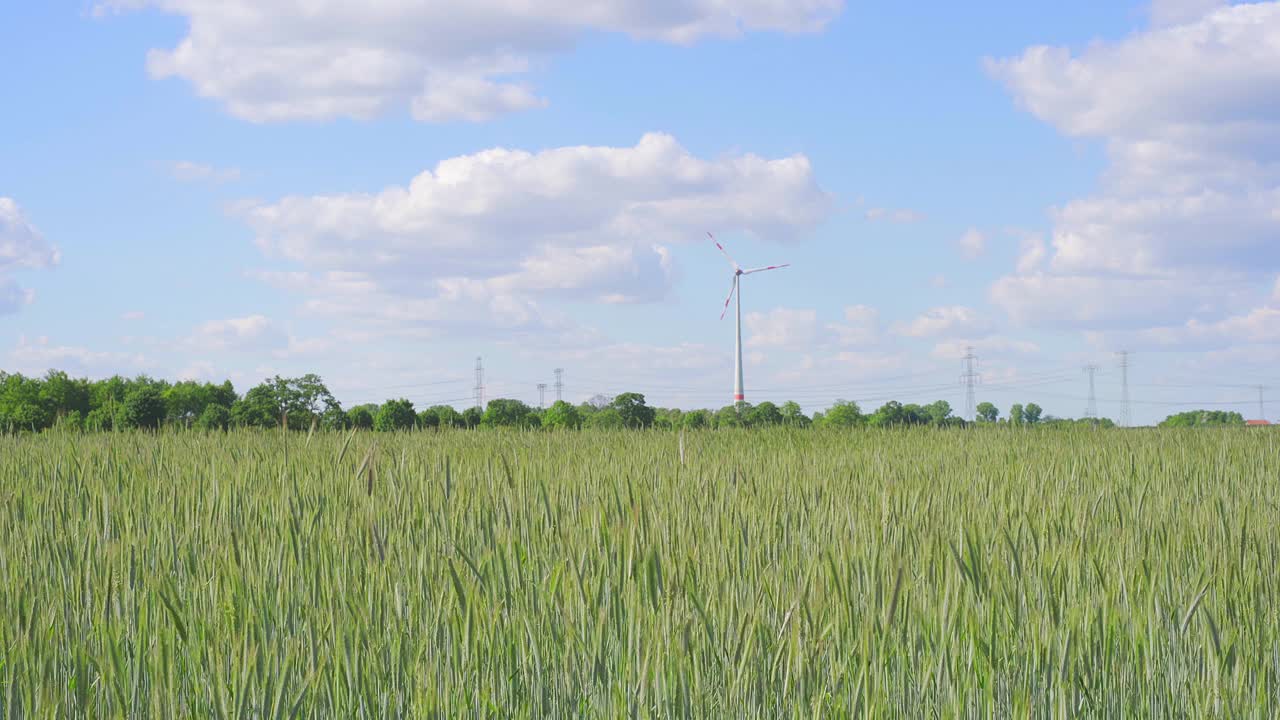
893, 306, 988, 338
988, 2, 1280, 334
170, 161, 240, 183
989, 272, 1251, 329
244, 133, 831, 336
253, 269, 585, 348
177, 360, 217, 381
0, 198, 59, 314
410, 73, 546, 122
8, 336, 152, 376
121, 310, 146, 321
826, 304, 880, 346
745, 307, 818, 348
932, 336, 1040, 360
1014, 233, 1047, 274
864, 207, 925, 223
1091, 303, 1280, 351
958, 228, 986, 259
100, 0, 843, 123
188, 315, 288, 352
1150, 0, 1227, 27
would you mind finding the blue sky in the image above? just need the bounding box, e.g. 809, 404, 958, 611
2, 0, 1278, 424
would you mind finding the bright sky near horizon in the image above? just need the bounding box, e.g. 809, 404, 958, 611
2, 0, 1279, 425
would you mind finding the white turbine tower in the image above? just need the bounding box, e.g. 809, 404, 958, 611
710, 232, 790, 406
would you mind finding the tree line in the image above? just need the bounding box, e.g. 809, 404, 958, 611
10, 368, 1240, 434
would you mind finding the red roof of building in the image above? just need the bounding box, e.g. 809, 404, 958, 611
1246, 419, 1271, 426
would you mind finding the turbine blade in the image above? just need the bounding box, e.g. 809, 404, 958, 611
708, 232, 740, 271
742, 263, 791, 275
720, 275, 738, 320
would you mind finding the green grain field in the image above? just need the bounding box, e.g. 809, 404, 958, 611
2, 428, 1278, 717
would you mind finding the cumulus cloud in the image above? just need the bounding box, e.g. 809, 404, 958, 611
893, 306, 988, 338
826, 305, 880, 346
1150, 0, 1227, 27
864, 207, 925, 223
187, 315, 288, 352
100, 0, 843, 122
932, 336, 1040, 360
988, 2, 1280, 333
244, 133, 832, 336
1089, 300, 1280, 352
745, 307, 818, 348
958, 228, 987, 259
8, 336, 152, 375
1014, 233, 1047, 274
170, 161, 240, 183
0, 198, 59, 314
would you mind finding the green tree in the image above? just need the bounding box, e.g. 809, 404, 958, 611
431, 405, 462, 428
780, 401, 811, 428
654, 407, 684, 430
346, 405, 375, 430
818, 400, 863, 428
84, 406, 117, 432
869, 401, 907, 428
461, 406, 483, 429
320, 405, 349, 430
89, 376, 130, 424
482, 398, 535, 428
610, 393, 656, 429
53, 410, 84, 432
264, 374, 340, 429
232, 385, 278, 429
164, 381, 213, 427
924, 400, 953, 426
416, 408, 440, 429
1010, 403, 1025, 427
542, 400, 583, 430
586, 407, 624, 429
375, 399, 417, 432
682, 409, 712, 429
121, 385, 167, 429
195, 404, 232, 431
40, 370, 91, 421
1023, 403, 1043, 425
0, 373, 51, 431
1159, 410, 1246, 428
208, 380, 238, 410
976, 402, 999, 423
748, 401, 784, 427
714, 405, 745, 429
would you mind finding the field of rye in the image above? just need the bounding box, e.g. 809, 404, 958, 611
1, 427, 1278, 717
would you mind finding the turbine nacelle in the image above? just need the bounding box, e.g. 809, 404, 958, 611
709, 233, 789, 319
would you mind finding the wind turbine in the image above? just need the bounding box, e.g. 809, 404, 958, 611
709, 232, 790, 406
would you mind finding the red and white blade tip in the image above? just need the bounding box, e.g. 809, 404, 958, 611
719, 277, 737, 320
743, 263, 790, 274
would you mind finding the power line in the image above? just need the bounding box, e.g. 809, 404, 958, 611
1257, 385, 1268, 421
345, 377, 470, 393
537, 383, 547, 409
474, 357, 485, 410
554, 368, 564, 403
